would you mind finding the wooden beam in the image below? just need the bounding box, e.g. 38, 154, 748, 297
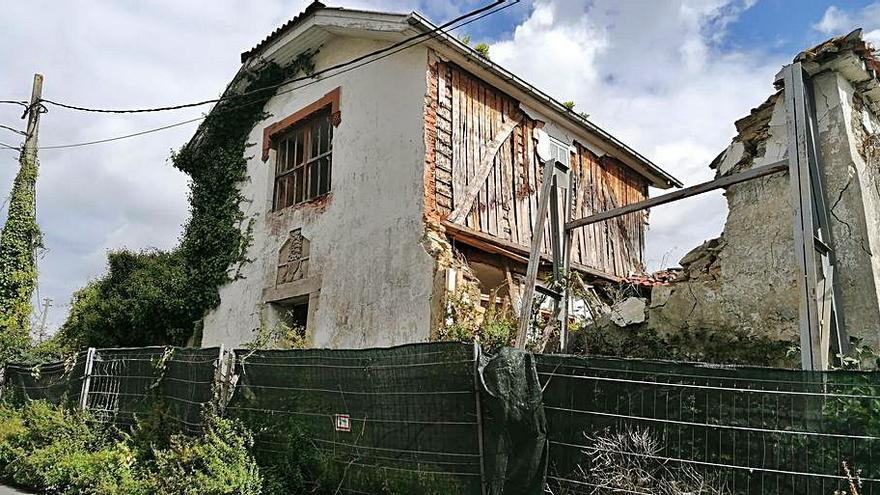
448, 115, 522, 224
442, 220, 621, 282
516, 158, 555, 349
565, 160, 788, 231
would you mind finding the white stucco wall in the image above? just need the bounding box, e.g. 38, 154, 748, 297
815, 71, 880, 350
201, 35, 434, 349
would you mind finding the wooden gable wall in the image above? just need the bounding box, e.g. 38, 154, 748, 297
425, 52, 648, 278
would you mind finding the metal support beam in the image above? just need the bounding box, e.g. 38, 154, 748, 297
516, 158, 569, 349
783, 62, 846, 370
565, 160, 788, 231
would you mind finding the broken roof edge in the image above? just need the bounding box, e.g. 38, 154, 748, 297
240, 1, 682, 189
777, 28, 880, 116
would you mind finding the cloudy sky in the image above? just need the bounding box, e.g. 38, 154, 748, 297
0, 0, 875, 331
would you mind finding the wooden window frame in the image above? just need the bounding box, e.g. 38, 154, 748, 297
262, 87, 341, 161
272, 110, 333, 210
262, 87, 341, 211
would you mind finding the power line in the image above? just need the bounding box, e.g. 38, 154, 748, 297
39, 116, 204, 150
0, 141, 21, 152
0, 124, 26, 136
0, 100, 27, 108
40, 0, 508, 116
37, 0, 516, 151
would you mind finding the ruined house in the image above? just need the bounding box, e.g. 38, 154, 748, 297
611, 30, 880, 367
199, 2, 680, 349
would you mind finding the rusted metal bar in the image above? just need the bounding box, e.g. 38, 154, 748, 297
564, 160, 788, 231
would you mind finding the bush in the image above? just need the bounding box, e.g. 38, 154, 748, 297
439, 289, 516, 354
57, 250, 193, 349
0, 401, 264, 495
153, 416, 261, 495
579, 427, 728, 494
0, 400, 148, 494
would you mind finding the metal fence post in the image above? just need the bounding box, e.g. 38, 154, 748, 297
214, 344, 228, 412
79, 347, 96, 410
473, 343, 488, 495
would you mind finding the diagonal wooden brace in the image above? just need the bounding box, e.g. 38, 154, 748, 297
448, 115, 522, 224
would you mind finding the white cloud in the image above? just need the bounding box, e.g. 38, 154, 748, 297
814, 6, 852, 35
490, 0, 783, 271
814, 3, 880, 40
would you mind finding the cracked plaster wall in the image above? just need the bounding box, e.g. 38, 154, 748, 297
647, 70, 880, 352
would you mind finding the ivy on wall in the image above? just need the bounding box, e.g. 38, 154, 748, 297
0, 150, 41, 363
58, 53, 316, 349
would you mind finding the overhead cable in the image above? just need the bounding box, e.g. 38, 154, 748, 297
40, 0, 509, 115
38, 0, 516, 151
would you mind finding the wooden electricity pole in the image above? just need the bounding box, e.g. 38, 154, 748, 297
0, 74, 45, 332
22, 74, 44, 165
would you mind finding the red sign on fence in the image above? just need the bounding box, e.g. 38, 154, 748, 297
335, 414, 351, 432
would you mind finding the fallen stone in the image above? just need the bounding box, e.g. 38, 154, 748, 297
610, 297, 647, 327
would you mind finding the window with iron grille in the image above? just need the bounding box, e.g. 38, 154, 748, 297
273, 109, 333, 210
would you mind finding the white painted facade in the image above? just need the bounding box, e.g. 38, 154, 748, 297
202, 34, 434, 349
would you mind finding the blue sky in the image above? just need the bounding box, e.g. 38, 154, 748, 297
724, 0, 866, 52
1, 0, 877, 331
417, 0, 875, 54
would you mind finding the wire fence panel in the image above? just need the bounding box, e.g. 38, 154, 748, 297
227, 342, 484, 495
4, 343, 879, 495
1, 351, 87, 406
536, 354, 880, 495
159, 347, 221, 433
85, 347, 168, 425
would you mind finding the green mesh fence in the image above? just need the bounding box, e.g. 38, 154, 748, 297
4, 343, 879, 495
84, 347, 167, 426
159, 347, 221, 433
2, 351, 87, 406
227, 342, 485, 495
84, 347, 221, 430
536, 353, 880, 495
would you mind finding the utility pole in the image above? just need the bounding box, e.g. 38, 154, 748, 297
0, 74, 45, 333
22, 74, 44, 164
37, 297, 52, 342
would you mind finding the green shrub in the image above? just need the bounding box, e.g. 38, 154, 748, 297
0, 400, 148, 494
153, 415, 262, 495
0, 401, 265, 495
439, 288, 516, 354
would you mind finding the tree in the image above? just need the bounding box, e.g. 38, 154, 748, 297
57, 249, 191, 348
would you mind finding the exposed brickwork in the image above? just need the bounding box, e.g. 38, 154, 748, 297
424, 52, 441, 223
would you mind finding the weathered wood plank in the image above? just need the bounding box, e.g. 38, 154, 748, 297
448, 115, 522, 224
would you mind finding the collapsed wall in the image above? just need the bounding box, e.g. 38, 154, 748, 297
598, 30, 880, 365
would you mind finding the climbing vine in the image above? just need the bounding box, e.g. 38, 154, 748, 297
173, 53, 314, 316
0, 149, 42, 363
58, 53, 316, 349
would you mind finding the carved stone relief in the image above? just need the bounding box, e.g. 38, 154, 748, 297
276, 229, 310, 285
